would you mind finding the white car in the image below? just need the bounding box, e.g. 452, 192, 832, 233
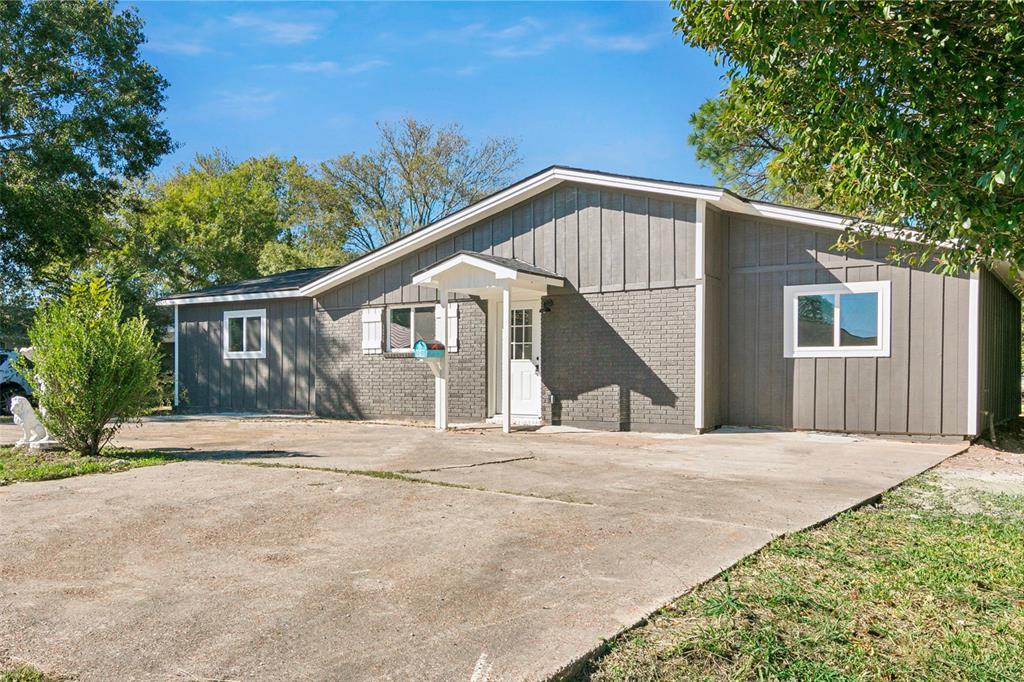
0, 350, 32, 415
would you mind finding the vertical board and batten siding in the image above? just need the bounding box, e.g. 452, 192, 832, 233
977, 268, 1022, 429
718, 213, 973, 436
315, 183, 698, 307
701, 205, 727, 429
177, 299, 315, 413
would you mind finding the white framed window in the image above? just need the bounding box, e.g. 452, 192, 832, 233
223, 309, 266, 359
382, 303, 460, 353
387, 305, 437, 352
783, 281, 891, 358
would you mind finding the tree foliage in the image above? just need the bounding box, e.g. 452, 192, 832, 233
0, 0, 173, 287
674, 0, 1024, 271
322, 117, 520, 251
18, 277, 161, 457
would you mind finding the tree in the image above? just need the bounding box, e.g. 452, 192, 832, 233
18, 277, 161, 457
0, 0, 173, 289
673, 1, 1024, 271
92, 152, 353, 300
322, 117, 520, 251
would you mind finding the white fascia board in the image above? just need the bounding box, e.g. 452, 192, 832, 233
413, 253, 520, 286
156, 290, 301, 307
552, 168, 724, 202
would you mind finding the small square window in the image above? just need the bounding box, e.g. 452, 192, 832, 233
387, 305, 436, 352
223, 310, 266, 359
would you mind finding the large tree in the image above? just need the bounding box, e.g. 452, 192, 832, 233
322, 117, 520, 252
674, 1, 1024, 271
0, 0, 172, 287
58, 151, 355, 326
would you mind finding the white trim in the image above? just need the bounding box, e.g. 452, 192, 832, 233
172, 305, 180, 407
783, 281, 892, 359
693, 200, 706, 431
967, 273, 980, 435
501, 287, 512, 433
222, 309, 267, 360
157, 290, 299, 307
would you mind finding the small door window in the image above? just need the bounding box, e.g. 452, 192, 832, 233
511, 309, 533, 360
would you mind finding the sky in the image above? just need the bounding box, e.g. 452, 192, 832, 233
131, 1, 727, 185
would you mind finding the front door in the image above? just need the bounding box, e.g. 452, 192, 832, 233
509, 305, 541, 417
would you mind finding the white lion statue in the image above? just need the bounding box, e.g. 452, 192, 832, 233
11, 396, 49, 447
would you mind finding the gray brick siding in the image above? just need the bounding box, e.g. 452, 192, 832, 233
540, 288, 696, 433
314, 299, 487, 421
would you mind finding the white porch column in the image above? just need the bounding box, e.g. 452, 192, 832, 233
436, 287, 449, 431
501, 286, 512, 433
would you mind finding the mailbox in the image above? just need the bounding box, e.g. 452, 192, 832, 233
413, 339, 445, 360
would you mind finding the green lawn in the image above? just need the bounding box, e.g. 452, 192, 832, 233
580, 472, 1024, 681
0, 663, 57, 682
0, 444, 180, 485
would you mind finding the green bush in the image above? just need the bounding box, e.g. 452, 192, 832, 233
17, 277, 161, 457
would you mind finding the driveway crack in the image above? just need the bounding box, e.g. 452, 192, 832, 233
399, 455, 535, 474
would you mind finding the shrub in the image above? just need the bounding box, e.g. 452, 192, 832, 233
17, 277, 161, 457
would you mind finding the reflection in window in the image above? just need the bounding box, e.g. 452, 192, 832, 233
839, 292, 878, 346
227, 317, 244, 353
797, 294, 835, 347
388, 306, 435, 351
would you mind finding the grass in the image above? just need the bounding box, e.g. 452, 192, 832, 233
0, 662, 59, 682
0, 444, 180, 485
579, 472, 1024, 681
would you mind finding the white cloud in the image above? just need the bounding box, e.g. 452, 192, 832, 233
281, 59, 389, 76
147, 39, 210, 56
228, 12, 328, 45
212, 89, 283, 119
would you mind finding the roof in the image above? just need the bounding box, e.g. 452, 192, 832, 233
413, 251, 563, 281
158, 165, 1020, 305
157, 266, 338, 304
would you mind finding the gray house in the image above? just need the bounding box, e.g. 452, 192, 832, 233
158, 166, 1021, 438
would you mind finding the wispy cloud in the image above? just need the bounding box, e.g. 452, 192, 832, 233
227, 12, 329, 45
212, 89, 283, 119
147, 39, 210, 56
424, 17, 659, 59
278, 59, 389, 76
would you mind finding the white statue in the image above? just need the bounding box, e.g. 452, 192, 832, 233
11, 396, 51, 448
12, 346, 59, 450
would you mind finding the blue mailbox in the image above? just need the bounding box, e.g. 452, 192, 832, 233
413, 339, 445, 360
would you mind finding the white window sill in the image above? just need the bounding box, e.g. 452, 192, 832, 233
224, 351, 266, 360
786, 348, 889, 359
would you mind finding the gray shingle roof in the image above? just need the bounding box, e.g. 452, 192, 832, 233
158, 266, 339, 302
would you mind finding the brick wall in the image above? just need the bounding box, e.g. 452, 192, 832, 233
314, 298, 488, 421
540, 288, 696, 433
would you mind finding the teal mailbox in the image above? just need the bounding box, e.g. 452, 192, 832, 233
413, 339, 445, 360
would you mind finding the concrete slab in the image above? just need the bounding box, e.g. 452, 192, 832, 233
0, 417, 966, 681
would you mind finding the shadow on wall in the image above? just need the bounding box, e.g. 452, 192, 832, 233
317, 308, 365, 420
542, 291, 677, 430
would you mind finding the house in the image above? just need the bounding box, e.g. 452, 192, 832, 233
157, 166, 1021, 438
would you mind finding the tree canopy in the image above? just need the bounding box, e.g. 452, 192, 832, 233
0, 0, 172, 287
674, 0, 1024, 271
322, 117, 520, 252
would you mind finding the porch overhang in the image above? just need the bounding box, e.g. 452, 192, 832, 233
412, 251, 564, 298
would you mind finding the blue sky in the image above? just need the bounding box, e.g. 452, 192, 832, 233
132, 1, 726, 184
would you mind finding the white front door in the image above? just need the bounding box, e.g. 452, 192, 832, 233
509, 305, 541, 417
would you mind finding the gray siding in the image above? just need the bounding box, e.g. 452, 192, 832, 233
978, 268, 1021, 430
702, 205, 727, 429
715, 213, 973, 436
541, 288, 695, 432
177, 299, 315, 413
314, 299, 488, 421
316, 183, 698, 307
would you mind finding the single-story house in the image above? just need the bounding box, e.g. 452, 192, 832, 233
158, 166, 1021, 437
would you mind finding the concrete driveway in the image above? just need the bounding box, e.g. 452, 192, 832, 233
0, 418, 965, 681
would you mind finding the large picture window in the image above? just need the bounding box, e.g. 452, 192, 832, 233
223, 309, 266, 359
783, 281, 891, 358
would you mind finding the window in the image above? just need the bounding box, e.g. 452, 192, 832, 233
783, 281, 890, 358
223, 309, 266, 359
511, 309, 533, 360
387, 305, 436, 352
